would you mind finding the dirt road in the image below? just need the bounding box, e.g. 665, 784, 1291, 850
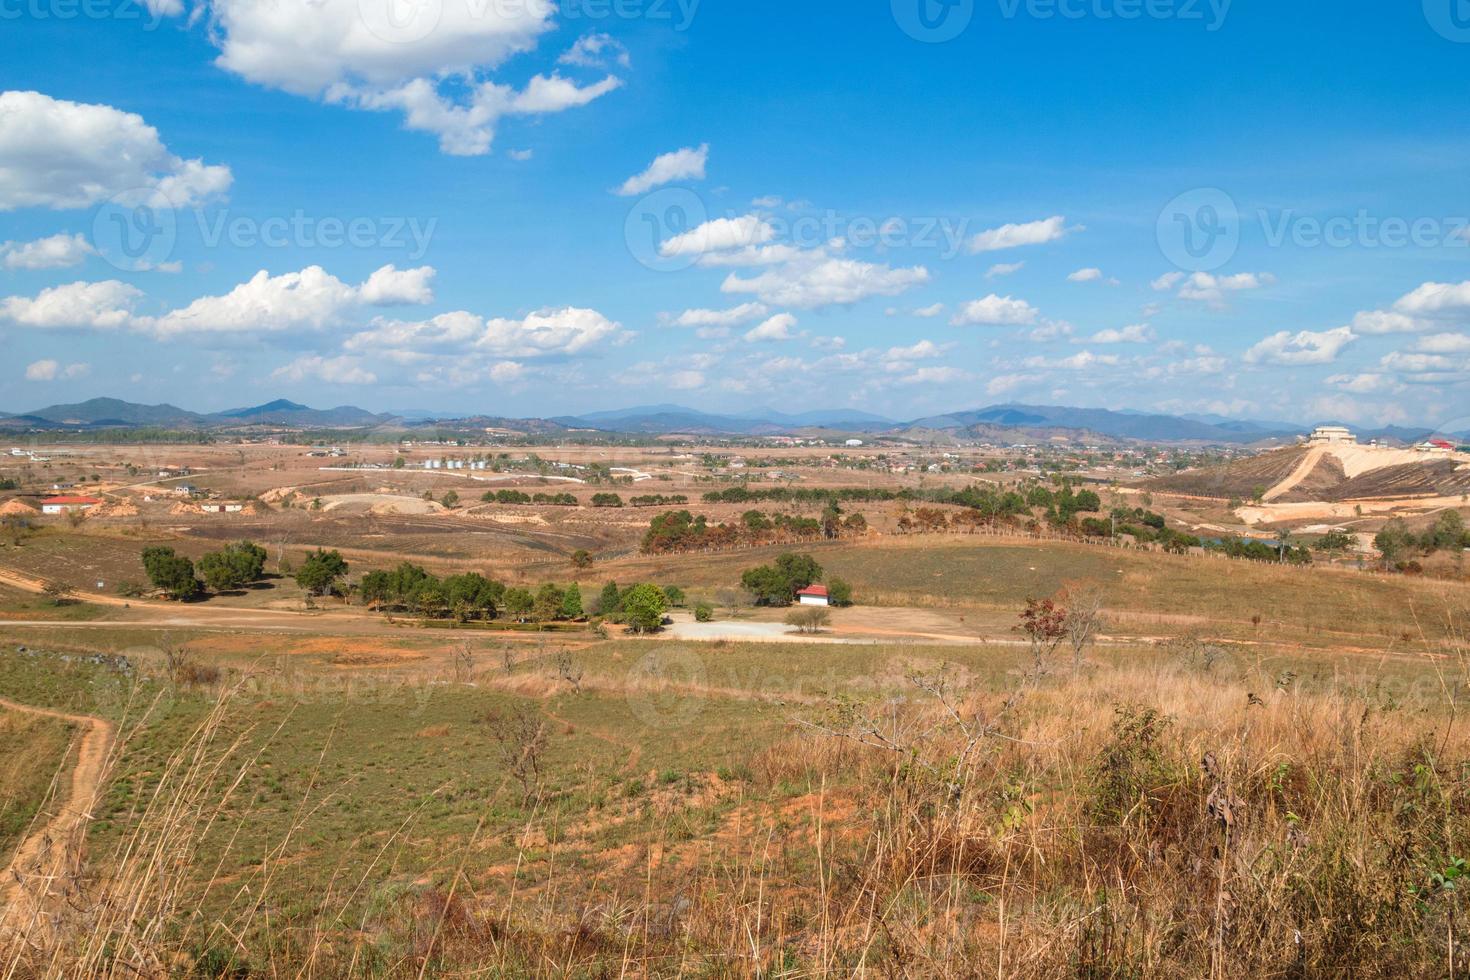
0, 697, 115, 943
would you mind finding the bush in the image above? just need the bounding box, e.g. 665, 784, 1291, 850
694, 601, 714, 622
784, 607, 830, 634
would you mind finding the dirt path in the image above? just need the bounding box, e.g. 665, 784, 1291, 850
0, 697, 116, 943
1263, 446, 1326, 502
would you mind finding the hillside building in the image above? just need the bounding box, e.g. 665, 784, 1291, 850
1309, 425, 1357, 445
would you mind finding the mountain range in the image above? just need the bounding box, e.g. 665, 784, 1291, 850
0, 397, 1461, 445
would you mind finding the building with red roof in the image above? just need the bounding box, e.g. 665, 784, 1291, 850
797, 584, 830, 607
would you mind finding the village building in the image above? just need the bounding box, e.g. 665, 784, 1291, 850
796, 585, 830, 607
41, 495, 101, 515
1308, 425, 1357, 445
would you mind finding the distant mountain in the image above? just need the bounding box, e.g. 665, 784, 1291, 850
23, 398, 208, 428
903, 404, 1302, 444
757, 408, 895, 428
564, 404, 894, 434
217, 399, 393, 427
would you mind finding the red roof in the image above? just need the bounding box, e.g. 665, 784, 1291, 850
42, 495, 102, 505
797, 585, 829, 597
1430, 439, 1455, 449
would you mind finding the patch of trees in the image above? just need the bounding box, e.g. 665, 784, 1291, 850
588, 581, 670, 632
0, 478, 17, 490
483, 489, 578, 506
1376, 512, 1470, 565
590, 493, 624, 508
703, 487, 907, 505
630, 494, 688, 507
1206, 537, 1312, 565
196, 541, 267, 592
640, 508, 867, 554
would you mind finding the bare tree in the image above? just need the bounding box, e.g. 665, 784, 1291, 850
785, 607, 831, 635
481, 706, 549, 804
41, 579, 70, 606
452, 642, 476, 684
554, 649, 583, 693
1063, 588, 1106, 673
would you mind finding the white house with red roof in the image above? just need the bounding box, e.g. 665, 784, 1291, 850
796, 584, 830, 607
41, 495, 102, 515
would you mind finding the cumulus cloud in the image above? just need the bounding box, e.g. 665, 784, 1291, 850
0, 90, 232, 210
721, 250, 929, 309
1, 232, 95, 270
560, 33, 630, 70
358, 264, 436, 306
617, 143, 709, 196
24, 359, 89, 381
1087, 323, 1155, 344
1326, 372, 1396, 394
347, 306, 622, 358
660, 215, 773, 258
1174, 271, 1272, 304
1068, 267, 1117, 284
884, 339, 947, 361
967, 216, 1075, 253
1392, 280, 1470, 318
950, 294, 1039, 327
667, 303, 768, 328
912, 303, 946, 318
271, 355, 377, 385
1414, 332, 1470, 354
895, 366, 970, 385
149, 0, 624, 156
1244, 326, 1356, 366
0, 279, 143, 329
744, 312, 798, 342
986, 262, 1024, 279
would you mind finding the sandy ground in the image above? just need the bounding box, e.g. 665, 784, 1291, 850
0, 697, 115, 944
1239, 494, 1470, 525
1263, 447, 1327, 502
319, 493, 445, 515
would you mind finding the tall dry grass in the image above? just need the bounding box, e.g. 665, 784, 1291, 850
3, 609, 1469, 976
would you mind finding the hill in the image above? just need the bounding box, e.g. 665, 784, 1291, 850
216, 400, 394, 427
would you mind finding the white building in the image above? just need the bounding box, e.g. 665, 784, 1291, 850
845, 439, 865, 447
796, 585, 830, 607
1309, 425, 1357, 445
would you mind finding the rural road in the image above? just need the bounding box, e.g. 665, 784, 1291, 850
0, 697, 115, 943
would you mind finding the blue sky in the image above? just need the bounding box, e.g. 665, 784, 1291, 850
1, 0, 1468, 425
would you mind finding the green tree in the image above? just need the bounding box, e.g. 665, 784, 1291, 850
141, 546, 202, 600
827, 577, 854, 607
296, 549, 348, 596
596, 581, 622, 619
197, 540, 267, 592
621, 584, 668, 633
561, 583, 584, 619
1375, 519, 1415, 564
441, 490, 459, 509
571, 549, 593, 570
504, 587, 534, 622
533, 583, 566, 622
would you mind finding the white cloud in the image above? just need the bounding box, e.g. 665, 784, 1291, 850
986, 373, 1039, 396
895, 366, 970, 385
24, 359, 89, 381
1, 233, 95, 270
165, 0, 623, 156
508, 148, 534, 161
617, 143, 709, 196
721, 252, 929, 309
912, 302, 946, 318
358, 264, 436, 306
489, 360, 526, 383
1176, 271, 1272, 304
1393, 280, 1470, 318
1151, 271, 1185, 291
1350, 309, 1428, 335
967, 216, 1075, 253
0, 279, 142, 329
271, 355, 377, 385
1087, 323, 1155, 344
660, 215, 773, 258
1068, 267, 1116, 284
884, 339, 946, 361
1414, 332, 1470, 354
559, 33, 630, 70
1326, 372, 1395, 394
693, 244, 804, 268
1023, 350, 1121, 371
744, 312, 798, 342
342, 73, 622, 156
1244, 326, 1356, 366
986, 262, 1024, 279
348, 306, 621, 358
1380, 351, 1457, 374
0, 90, 232, 210
668, 303, 768, 328
950, 294, 1039, 327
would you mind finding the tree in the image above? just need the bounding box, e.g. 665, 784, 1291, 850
621, 583, 669, 633
694, 601, 715, 622
571, 549, 593, 570
142, 546, 202, 600
741, 552, 823, 606
504, 587, 534, 622
197, 540, 268, 592
561, 583, 584, 619
533, 583, 565, 623
2, 515, 33, 547
481, 705, 549, 805
41, 580, 70, 606
1016, 597, 1067, 674
1375, 519, 1415, 564
441, 490, 459, 509
827, 577, 854, 607
1063, 588, 1105, 673
595, 581, 622, 619
295, 548, 348, 596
